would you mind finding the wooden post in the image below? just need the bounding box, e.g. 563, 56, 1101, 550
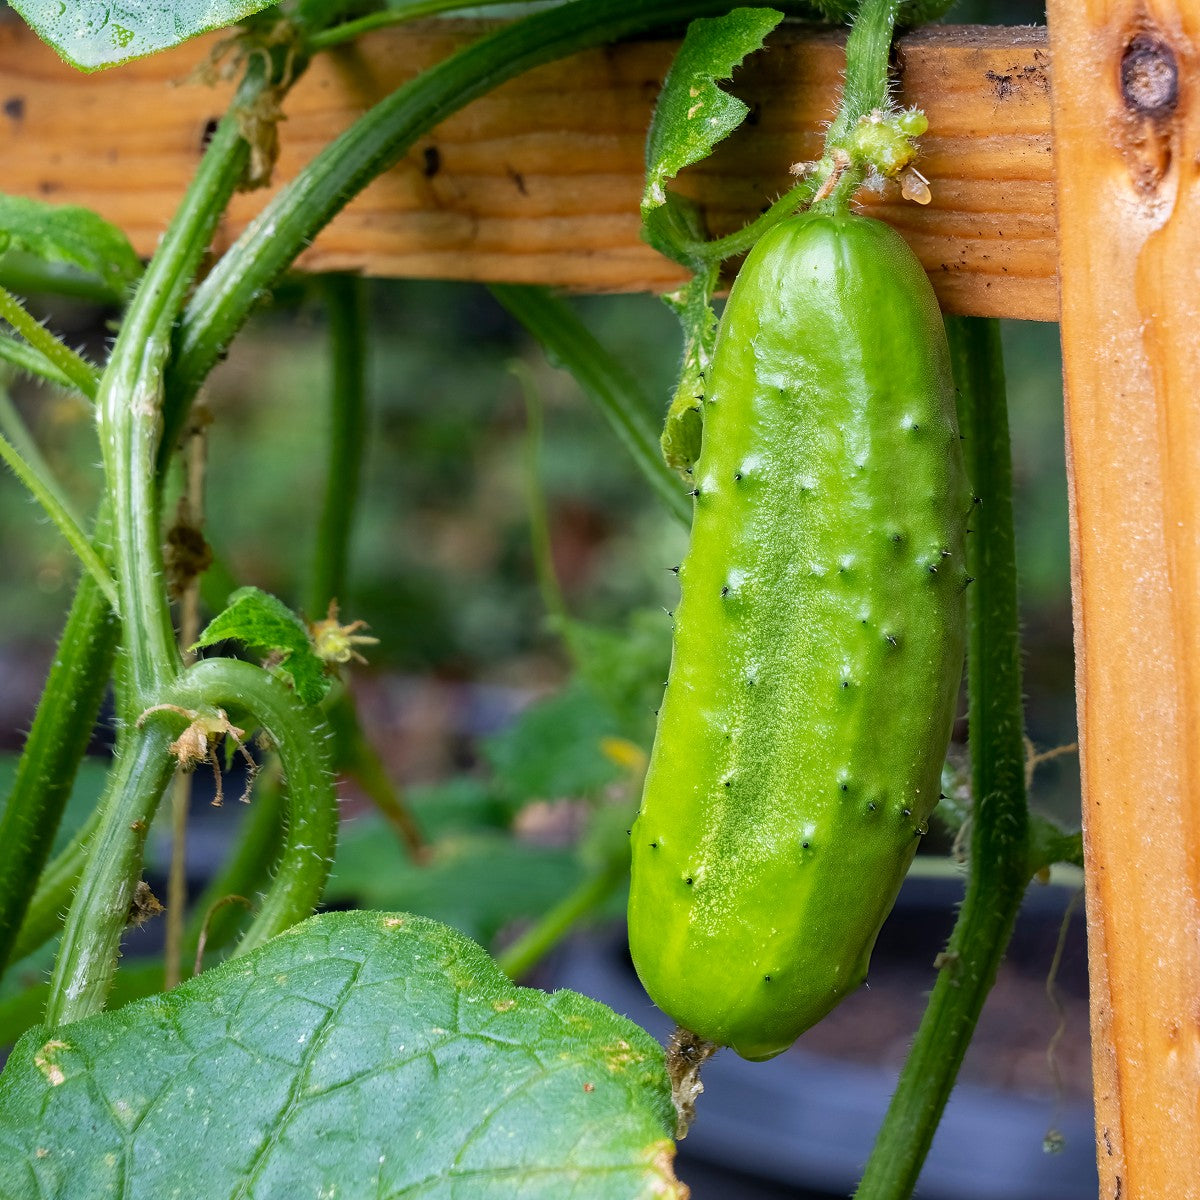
1046, 2, 1200, 1197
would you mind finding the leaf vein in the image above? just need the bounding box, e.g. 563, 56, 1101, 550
228, 957, 366, 1198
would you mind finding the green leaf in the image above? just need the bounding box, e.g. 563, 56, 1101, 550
407, 776, 518, 838
483, 684, 622, 804
328, 823, 585, 942
0, 911, 683, 1198
0, 195, 141, 300
560, 609, 672, 742
192, 585, 331, 706
1029, 813, 1084, 872
641, 8, 783, 222
7, 1, 281, 71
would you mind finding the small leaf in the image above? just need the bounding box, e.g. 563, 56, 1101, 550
404, 775, 520, 839
0, 195, 141, 299
483, 684, 622, 804
642, 8, 784, 221
559, 609, 673, 741
0, 912, 684, 1198
192, 586, 331, 706
8, 1, 280, 71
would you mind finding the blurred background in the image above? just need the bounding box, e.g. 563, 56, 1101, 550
0, 0, 1095, 1195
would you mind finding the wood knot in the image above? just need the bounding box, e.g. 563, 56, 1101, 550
1121, 35, 1178, 118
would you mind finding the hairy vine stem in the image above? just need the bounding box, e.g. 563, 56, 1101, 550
0, 775, 287, 1048
167, 659, 338, 957
0, 572, 117, 975
0, 285, 99, 400
0, 329, 80, 389
0, 430, 117, 609
42, 723, 178, 1027
98, 101, 262, 710
0, 54, 268, 981
42, 62, 273, 1025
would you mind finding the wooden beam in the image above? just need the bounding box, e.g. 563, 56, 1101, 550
0, 19, 1053, 318
1046, 1, 1200, 1197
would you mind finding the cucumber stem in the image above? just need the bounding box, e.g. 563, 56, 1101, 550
42, 68, 269, 1025
665, 1027, 719, 1139
813, 0, 904, 213
0, 285, 99, 400
0, 571, 117, 977
167, 659, 337, 959
0, 49, 284, 989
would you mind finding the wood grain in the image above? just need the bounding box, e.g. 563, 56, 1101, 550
0, 19, 1054, 318
1046, 1, 1200, 1196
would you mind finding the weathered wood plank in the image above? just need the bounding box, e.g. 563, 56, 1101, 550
1046, 0, 1200, 1196
0, 19, 1054, 317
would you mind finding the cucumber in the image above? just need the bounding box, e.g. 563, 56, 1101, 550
628, 210, 969, 1062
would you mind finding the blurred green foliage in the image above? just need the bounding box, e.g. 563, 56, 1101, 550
194, 280, 689, 678
0, 277, 1076, 820
0, 282, 1066, 664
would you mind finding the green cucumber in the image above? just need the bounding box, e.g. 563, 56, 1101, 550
628, 210, 969, 1062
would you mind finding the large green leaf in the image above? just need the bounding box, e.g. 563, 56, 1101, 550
8, 1, 280, 71
0, 195, 142, 300
0, 911, 684, 1198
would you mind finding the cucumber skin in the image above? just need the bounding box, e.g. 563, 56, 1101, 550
628, 211, 969, 1062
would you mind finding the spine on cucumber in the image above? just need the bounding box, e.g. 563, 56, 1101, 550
628, 211, 969, 1062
